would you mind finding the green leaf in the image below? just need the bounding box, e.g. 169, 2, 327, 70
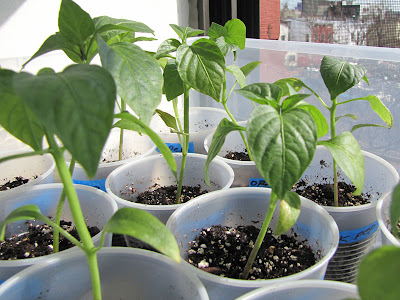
176, 39, 225, 101
208, 19, 246, 50
273, 78, 306, 96
390, 184, 400, 238
155, 109, 179, 133
170, 24, 203, 42
358, 246, 400, 300
0, 69, 44, 150
227, 65, 246, 88
247, 105, 317, 199
103, 207, 180, 262
319, 132, 364, 194
241, 61, 261, 77
204, 119, 245, 185
344, 95, 393, 128
58, 0, 95, 45
98, 39, 163, 125
155, 38, 181, 59
94, 16, 154, 34
163, 59, 184, 100
274, 191, 301, 236
350, 123, 389, 132
320, 56, 366, 100
336, 113, 357, 123
114, 112, 177, 178
13, 64, 116, 178
236, 83, 283, 107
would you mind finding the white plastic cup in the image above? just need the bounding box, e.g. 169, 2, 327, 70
0, 248, 209, 299
150, 107, 233, 154
236, 280, 359, 300
204, 124, 262, 187
377, 191, 400, 246
298, 146, 400, 282
0, 183, 118, 282
0, 152, 55, 199
166, 187, 339, 300
106, 153, 234, 224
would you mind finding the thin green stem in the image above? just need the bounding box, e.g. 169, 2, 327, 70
0, 148, 50, 164
173, 98, 184, 146
242, 193, 278, 279
330, 98, 339, 207
119, 100, 127, 161
45, 132, 101, 299
175, 85, 190, 204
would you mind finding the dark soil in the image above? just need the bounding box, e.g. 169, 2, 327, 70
224, 150, 251, 161
135, 184, 209, 205
186, 225, 317, 280
0, 220, 100, 260
0, 176, 36, 191
292, 180, 371, 207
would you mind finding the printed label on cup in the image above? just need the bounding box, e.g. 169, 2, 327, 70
73, 178, 107, 192
249, 178, 270, 188
339, 221, 379, 244
156, 142, 195, 153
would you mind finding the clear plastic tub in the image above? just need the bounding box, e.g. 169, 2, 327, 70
377, 191, 400, 247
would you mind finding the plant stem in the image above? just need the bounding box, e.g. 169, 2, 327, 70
45, 132, 102, 300
173, 98, 184, 146
0, 149, 50, 164
175, 85, 190, 204
119, 99, 127, 161
53, 158, 76, 253
242, 193, 278, 279
330, 98, 339, 207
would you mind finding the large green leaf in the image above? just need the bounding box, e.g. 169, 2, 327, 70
390, 184, 400, 238
163, 59, 184, 100
320, 56, 367, 100
58, 0, 95, 45
13, 64, 116, 178
103, 207, 181, 262
236, 83, 283, 108
98, 39, 162, 125
318, 131, 364, 194
358, 246, 400, 300
0, 69, 44, 150
114, 112, 177, 179
274, 191, 301, 236
176, 39, 225, 101
204, 118, 245, 185
247, 105, 317, 199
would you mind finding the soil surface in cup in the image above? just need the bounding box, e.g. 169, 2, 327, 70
292, 180, 371, 206
0, 176, 37, 191
135, 184, 209, 205
0, 220, 99, 260
224, 150, 251, 161
186, 225, 317, 280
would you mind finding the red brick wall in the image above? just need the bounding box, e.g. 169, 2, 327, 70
260, 0, 280, 40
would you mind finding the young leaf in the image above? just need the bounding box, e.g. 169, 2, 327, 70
390, 184, 400, 238
94, 16, 154, 35
336, 113, 357, 123
98, 39, 163, 125
58, 0, 95, 45
103, 207, 181, 262
236, 83, 283, 107
350, 123, 390, 132
320, 56, 367, 100
273, 78, 306, 96
170, 24, 203, 42
176, 39, 225, 101
247, 105, 317, 199
155, 109, 179, 133
114, 112, 177, 178
13, 65, 116, 178
0, 69, 44, 150
155, 39, 181, 59
163, 59, 184, 100
274, 191, 301, 236
358, 246, 400, 300
223, 19, 246, 50
241, 61, 261, 77
204, 119, 245, 185
227, 65, 246, 88
318, 132, 364, 194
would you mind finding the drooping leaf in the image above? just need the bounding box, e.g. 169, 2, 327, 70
176, 39, 225, 101
350, 123, 390, 132
13, 64, 116, 178
274, 191, 301, 236
227, 65, 246, 88
241, 61, 261, 77
114, 112, 177, 178
320, 56, 367, 100
318, 131, 364, 194
236, 83, 283, 108
98, 39, 162, 125
336, 113, 357, 123
103, 207, 180, 262
163, 59, 184, 100
358, 246, 400, 300
58, 0, 95, 45
155, 38, 181, 59
0, 69, 44, 150
155, 109, 179, 133
204, 119, 245, 185
170, 24, 203, 42
390, 184, 400, 238
247, 105, 317, 199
